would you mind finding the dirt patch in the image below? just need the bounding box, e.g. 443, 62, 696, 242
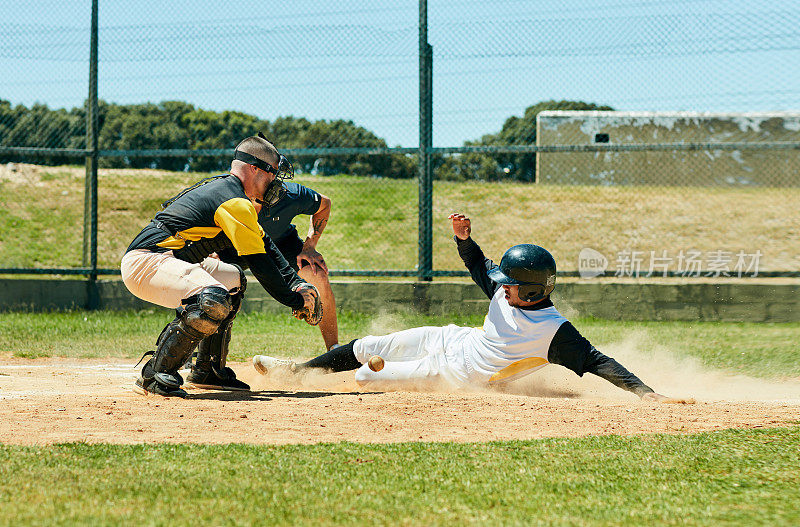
0, 163, 183, 186
0, 163, 43, 185
0, 358, 797, 445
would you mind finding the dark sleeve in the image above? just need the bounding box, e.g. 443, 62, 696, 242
296, 185, 323, 215
217, 247, 248, 268
455, 236, 501, 299
547, 322, 654, 397
241, 236, 305, 309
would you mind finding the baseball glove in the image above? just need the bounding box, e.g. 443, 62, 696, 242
292, 283, 323, 326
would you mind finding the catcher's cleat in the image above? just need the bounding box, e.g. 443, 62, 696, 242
253, 355, 297, 375
185, 366, 250, 391
133, 375, 188, 398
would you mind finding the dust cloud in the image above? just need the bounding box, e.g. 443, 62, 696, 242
506, 330, 800, 402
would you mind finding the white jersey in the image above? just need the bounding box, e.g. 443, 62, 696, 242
457, 288, 567, 384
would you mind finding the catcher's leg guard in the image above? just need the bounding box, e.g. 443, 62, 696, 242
188, 267, 250, 391
135, 286, 232, 397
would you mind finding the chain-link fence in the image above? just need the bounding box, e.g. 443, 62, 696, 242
428, 0, 800, 277
1, 0, 799, 279
430, 112, 800, 275
0, 2, 90, 158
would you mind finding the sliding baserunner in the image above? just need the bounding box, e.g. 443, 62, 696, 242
254, 212, 671, 401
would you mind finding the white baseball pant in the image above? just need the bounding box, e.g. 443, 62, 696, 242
121, 249, 242, 309
352, 324, 472, 388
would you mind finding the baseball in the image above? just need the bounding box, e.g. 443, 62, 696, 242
367, 355, 384, 372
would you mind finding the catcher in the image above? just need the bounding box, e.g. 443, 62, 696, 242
121, 133, 322, 398
215, 180, 339, 351
254, 212, 671, 402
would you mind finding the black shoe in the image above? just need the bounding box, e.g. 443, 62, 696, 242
133, 375, 188, 398
186, 366, 250, 391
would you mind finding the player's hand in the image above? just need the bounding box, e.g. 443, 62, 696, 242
449, 213, 471, 240
297, 248, 328, 275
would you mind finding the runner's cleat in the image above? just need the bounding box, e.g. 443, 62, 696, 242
253, 355, 297, 375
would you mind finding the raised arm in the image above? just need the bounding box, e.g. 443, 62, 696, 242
449, 213, 501, 299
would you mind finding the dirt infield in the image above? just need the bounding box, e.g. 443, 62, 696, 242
1, 358, 798, 445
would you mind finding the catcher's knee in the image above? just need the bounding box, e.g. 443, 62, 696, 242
181, 286, 232, 337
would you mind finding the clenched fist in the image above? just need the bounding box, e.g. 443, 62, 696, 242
449, 212, 472, 240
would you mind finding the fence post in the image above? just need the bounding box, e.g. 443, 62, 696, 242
83, 0, 100, 309
418, 0, 433, 281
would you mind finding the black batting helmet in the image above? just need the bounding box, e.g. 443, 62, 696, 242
487, 244, 557, 302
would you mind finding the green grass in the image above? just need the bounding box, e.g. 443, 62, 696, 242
1, 428, 798, 525
1, 165, 798, 271
0, 309, 485, 361
2, 310, 799, 379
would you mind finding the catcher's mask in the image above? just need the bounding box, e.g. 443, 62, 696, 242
234, 132, 294, 207
487, 244, 557, 302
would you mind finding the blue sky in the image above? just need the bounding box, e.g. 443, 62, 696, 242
2, 0, 799, 146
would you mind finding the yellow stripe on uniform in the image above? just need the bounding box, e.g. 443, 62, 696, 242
155, 226, 223, 250
488, 356, 549, 384
214, 197, 266, 255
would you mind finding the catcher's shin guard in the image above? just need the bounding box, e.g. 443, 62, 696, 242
136, 286, 232, 397
188, 268, 250, 391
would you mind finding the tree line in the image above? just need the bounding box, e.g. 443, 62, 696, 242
0, 98, 611, 181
